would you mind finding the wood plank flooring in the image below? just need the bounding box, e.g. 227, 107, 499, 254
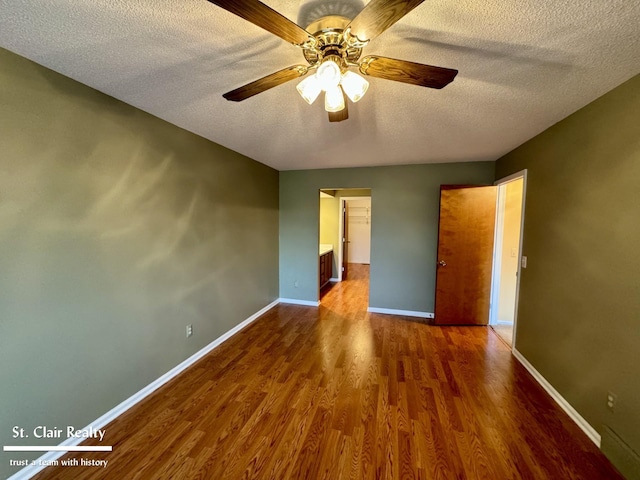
34, 264, 622, 479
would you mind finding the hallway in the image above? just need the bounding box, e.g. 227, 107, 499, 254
320, 263, 370, 312
491, 323, 514, 347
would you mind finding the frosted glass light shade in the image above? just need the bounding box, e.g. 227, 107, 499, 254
296, 75, 322, 104
341, 71, 369, 103
324, 86, 345, 112
316, 60, 341, 90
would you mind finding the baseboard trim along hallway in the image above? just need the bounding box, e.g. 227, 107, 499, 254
8, 299, 281, 480
278, 298, 321, 307
512, 348, 601, 446
367, 306, 434, 318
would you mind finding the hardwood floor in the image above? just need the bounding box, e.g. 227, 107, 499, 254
35, 263, 621, 479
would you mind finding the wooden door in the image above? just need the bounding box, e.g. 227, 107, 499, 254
434, 185, 497, 325
342, 202, 349, 280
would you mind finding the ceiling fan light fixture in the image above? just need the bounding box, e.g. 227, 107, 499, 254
316, 60, 342, 91
213, 0, 459, 123
324, 86, 345, 112
340, 71, 369, 103
296, 75, 322, 104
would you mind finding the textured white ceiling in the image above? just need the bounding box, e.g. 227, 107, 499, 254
1, 0, 639, 170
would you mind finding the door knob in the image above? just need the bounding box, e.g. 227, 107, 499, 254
438, 260, 447, 267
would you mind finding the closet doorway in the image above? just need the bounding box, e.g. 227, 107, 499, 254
341, 196, 371, 279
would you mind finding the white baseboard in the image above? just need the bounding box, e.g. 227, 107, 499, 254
278, 298, 320, 307
367, 307, 434, 319
512, 348, 601, 447
329, 277, 339, 282
8, 299, 280, 480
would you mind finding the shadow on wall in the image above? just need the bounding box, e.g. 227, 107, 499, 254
0, 47, 279, 480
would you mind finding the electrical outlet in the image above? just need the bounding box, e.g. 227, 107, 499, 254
294, 280, 299, 288
607, 391, 617, 411
186, 325, 193, 338
521, 255, 528, 268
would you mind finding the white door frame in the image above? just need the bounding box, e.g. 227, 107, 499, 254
489, 169, 527, 348
337, 196, 371, 281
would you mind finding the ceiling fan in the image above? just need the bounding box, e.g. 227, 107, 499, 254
208, 0, 458, 122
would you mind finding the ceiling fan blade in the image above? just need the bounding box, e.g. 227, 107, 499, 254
223, 65, 308, 101
328, 90, 349, 122
207, 0, 314, 47
345, 0, 425, 45
359, 55, 458, 89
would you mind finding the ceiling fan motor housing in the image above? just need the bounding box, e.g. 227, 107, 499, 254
302, 15, 363, 70
211, 0, 458, 119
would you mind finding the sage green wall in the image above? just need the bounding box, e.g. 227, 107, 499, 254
279, 163, 495, 308
0, 48, 279, 478
496, 74, 640, 472
337, 189, 371, 198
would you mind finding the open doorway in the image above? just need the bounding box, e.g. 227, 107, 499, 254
319, 189, 371, 302
489, 171, 527, 347
341, 196, 371, 279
